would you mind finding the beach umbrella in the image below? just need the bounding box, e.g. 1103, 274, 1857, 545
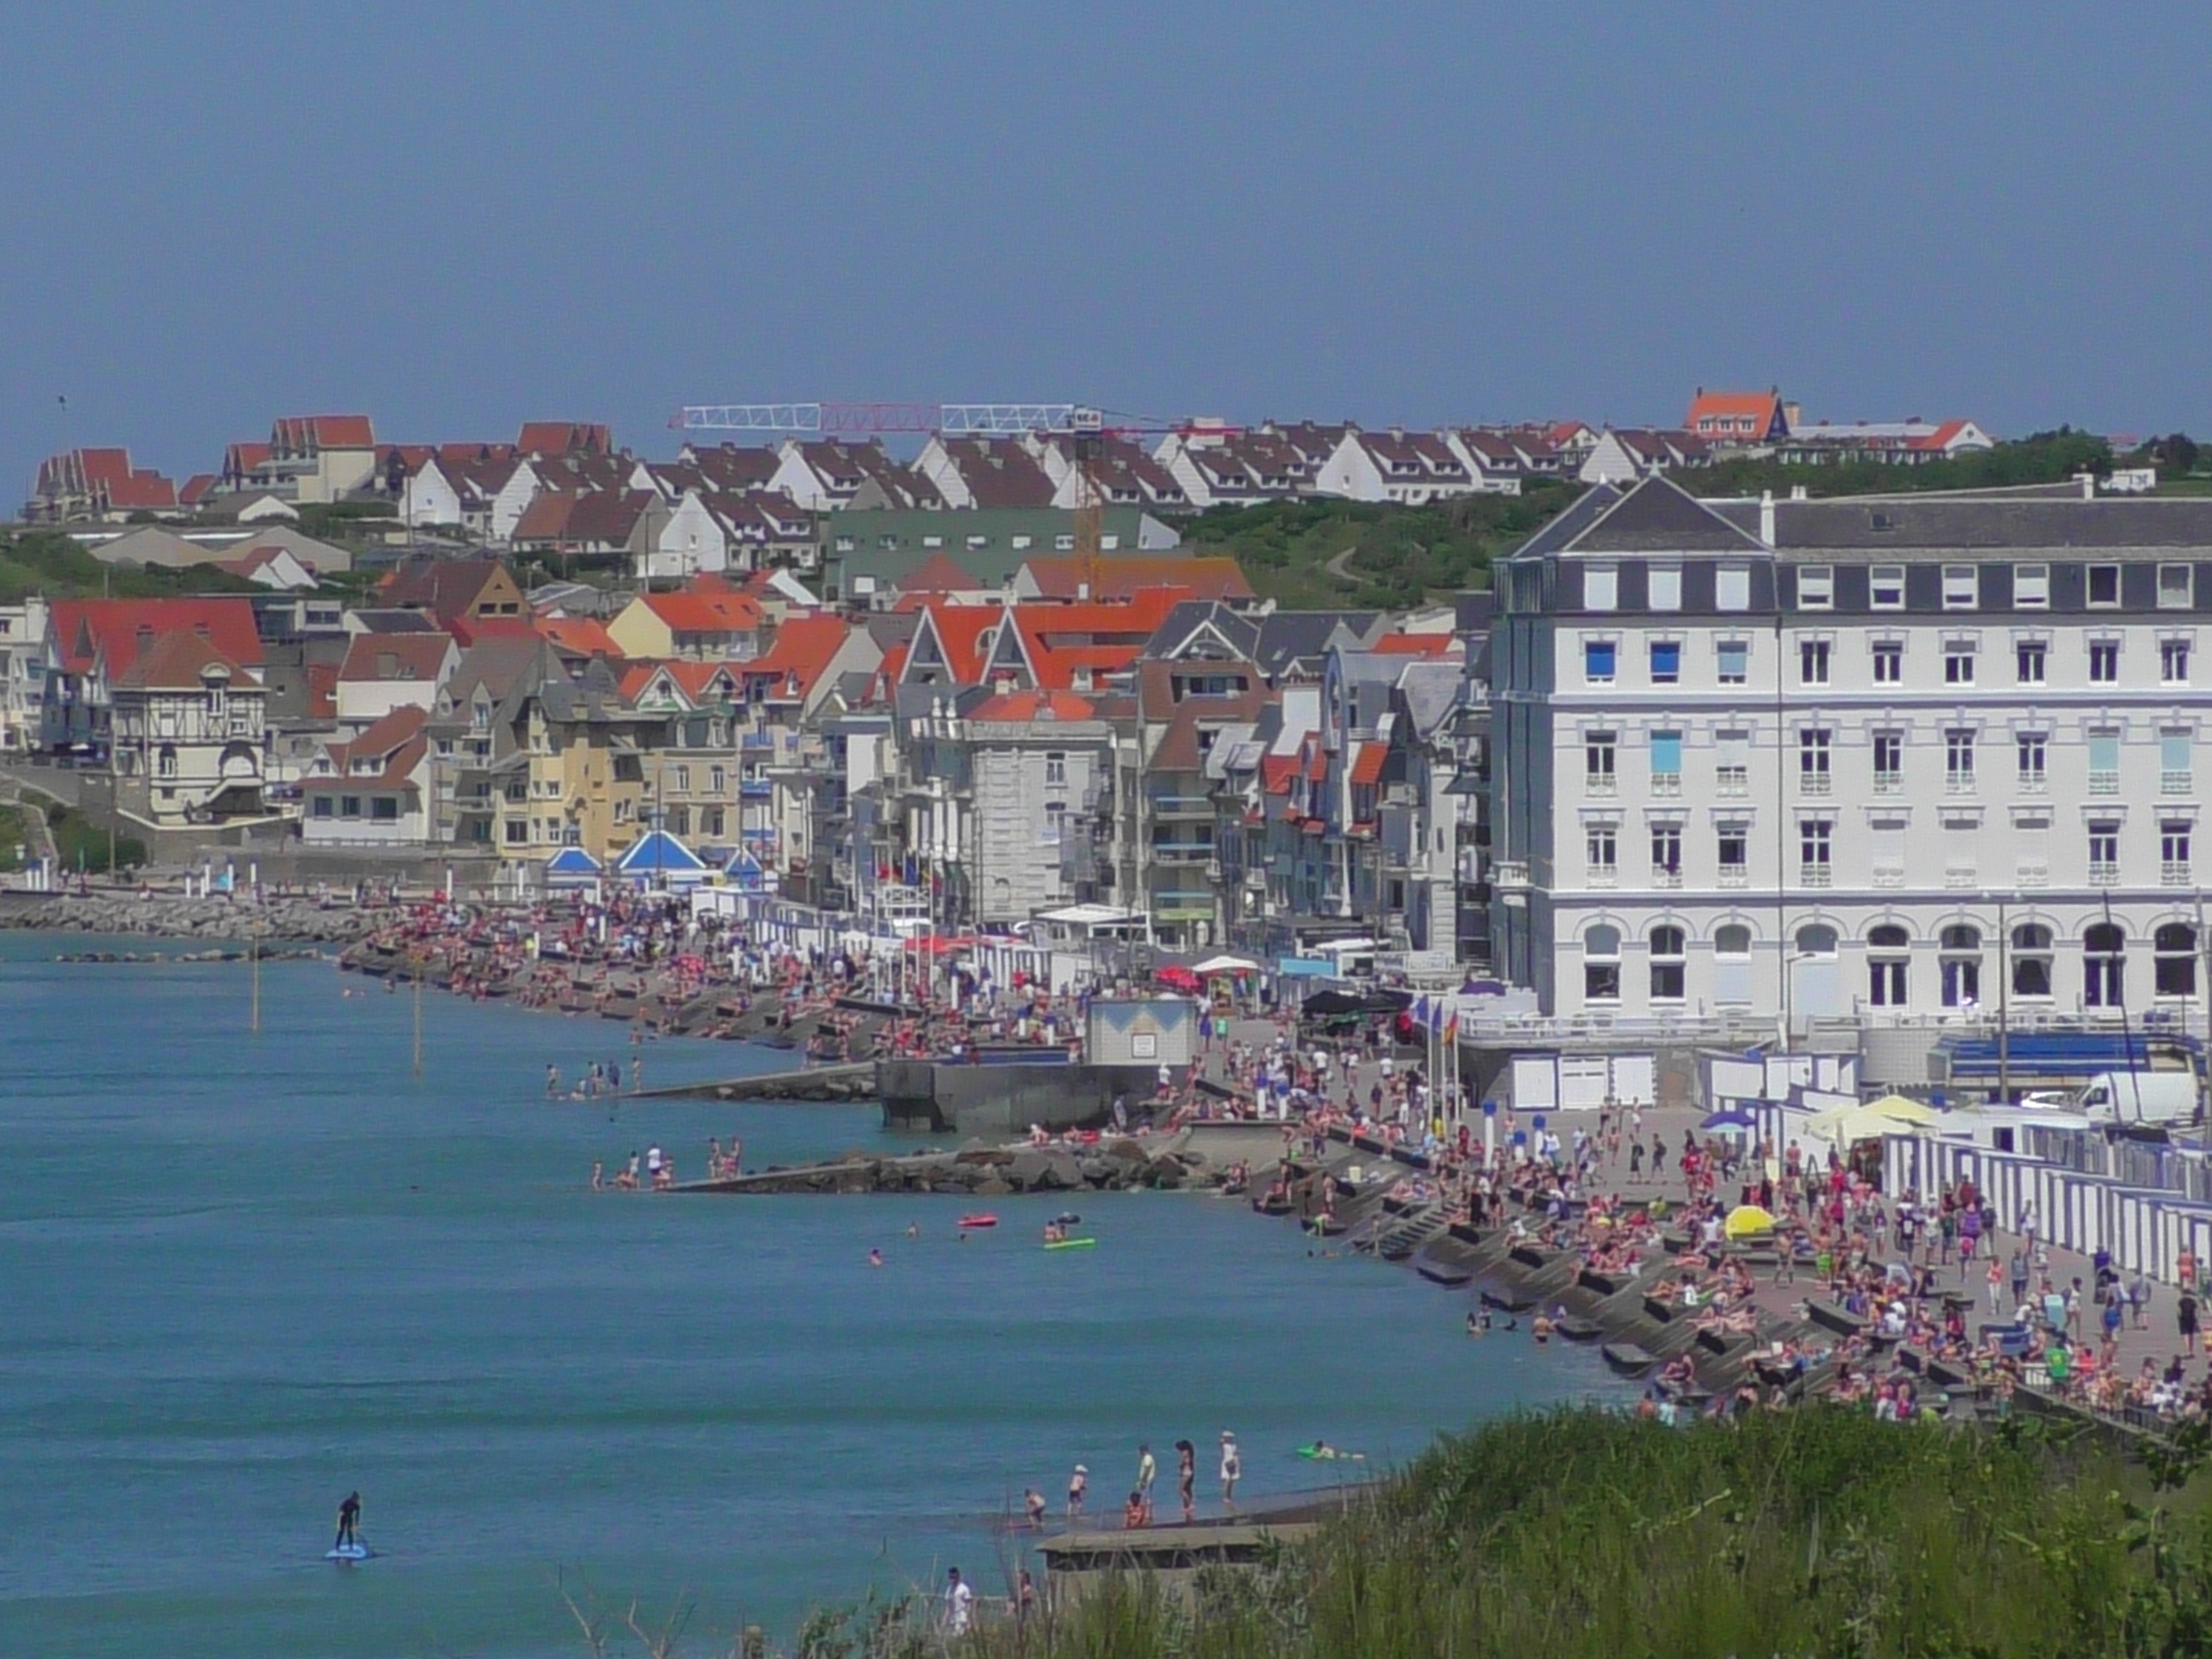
1191, 954, 1260, 975
1700, 1108, 1757, 1132
1863, 1094, 1938, 1124
1804, 1101, 1932, 1144
1724, 1204, 1777, 1239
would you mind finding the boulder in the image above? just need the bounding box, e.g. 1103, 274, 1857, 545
972, 1175, 1012, 1196
1103, 1138, 1151, 1163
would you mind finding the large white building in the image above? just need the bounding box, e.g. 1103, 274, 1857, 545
1491, 476, 2212, 1031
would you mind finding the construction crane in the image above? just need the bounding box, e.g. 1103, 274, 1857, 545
670, 402, 1090, 436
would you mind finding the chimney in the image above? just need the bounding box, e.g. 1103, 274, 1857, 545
1758, 490, 1775, 545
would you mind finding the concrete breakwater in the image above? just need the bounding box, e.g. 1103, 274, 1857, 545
47, 946, 327, 964
1, 890, 379, 943
680, 1131, 1231, 1196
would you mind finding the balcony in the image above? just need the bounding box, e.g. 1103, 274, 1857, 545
1649, 772, 1682, 797
1718, 867, 1749, 889
2016, 863, 2050, 888
1151, 842, 1215, 865
1147, 792, 1216, 820
1716, 767, 1749, 797
1586, 773, 1617, 797
1587, 867, 1617, 888
2164, 861, 2194, 887
2090, 861, 2121, 887
1945, 865, 1978, 888
1799, 772, 1831, 797
1873, 772, 1902, 795
2164, 771, 2194, 797
1652, 868, 1682, 889
1945, 773, 1976, 796
2019, 772, 2047, 794
2090, 771, 2121, 796
1800, 865, 1832, 889
1873, 867, 1906, 888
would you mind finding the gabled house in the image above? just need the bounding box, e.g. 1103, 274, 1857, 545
1682, 388, 1791, 447
1315, 429, 1481, 505
770, 439, 940, 512
300, 704, 432, 844
605, 581, 767, 660
1009, 555, 1254, 606
334, 631, 461, 731
1577, 428, 1715, 485
24, 448, 182, 522
913, 435, 1057, 510
516, 422, 612, 458
108, 631, 267, 824
378, 558, 528, 628
41, 597, 266, 758
1030, 434, 1190, 511
260, 415, 379, 503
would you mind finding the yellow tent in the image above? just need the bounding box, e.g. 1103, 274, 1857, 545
1724, 1204, 1776, 1239
1803, 1099, 1934, 1144
1863, 1094, 1938, 1124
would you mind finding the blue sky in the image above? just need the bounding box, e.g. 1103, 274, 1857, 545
4, 3, 2206, 489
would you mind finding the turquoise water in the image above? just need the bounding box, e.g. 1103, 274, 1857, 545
0, 934, 1623, 1656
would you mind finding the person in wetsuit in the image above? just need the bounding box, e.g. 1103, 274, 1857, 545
334, 1492, 362, 1553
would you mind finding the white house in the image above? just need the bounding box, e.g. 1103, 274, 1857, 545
301, 705, 432, 845
1314, 429, 1482, 506
334, 631, 460, 732
108, 634, 268, 825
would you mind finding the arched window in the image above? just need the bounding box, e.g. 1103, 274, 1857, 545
1939, 924, 1982, 1008
1650, 925, 1687, 1002
1868, 924, 1910, 1007
2156, 923, 2198, 998
2084, 924, 2126, 1008
2013, 923, 2054, 998
1714, 924, 1753, 1005
1796, 924, 1838, 955
1584, 924, 1622, 1003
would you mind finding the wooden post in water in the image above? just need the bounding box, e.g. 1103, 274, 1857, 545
412, 953, 424, 1076
250, 926, 261, 1035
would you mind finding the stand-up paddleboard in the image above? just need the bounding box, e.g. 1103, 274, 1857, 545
1296, 1444, 1364, 1461
1043, 1237, 1096, 1251
326, 1543, 373, 1562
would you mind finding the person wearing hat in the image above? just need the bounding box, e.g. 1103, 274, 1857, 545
1218, 1430, 1241, 1509
1067, 1462, 1088, 1524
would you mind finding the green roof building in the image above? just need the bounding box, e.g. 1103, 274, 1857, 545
820, 507, 1180, 600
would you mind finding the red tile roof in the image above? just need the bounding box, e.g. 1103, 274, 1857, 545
337, 632, 454, 684
35, 448, 179, 511
178, 472, 218, 508
968, 688, 1096, 722
896, 552, 984, 594
741, 614, 851, 702
908, 604, 999, 684
1683, 389, 1786, 441
516, 421, 612, 457
1349, 742, 1388, 786
535, 615, 622, 659
1019, 555, 1253, 603
273, 415, 376, 451
50, 598, 264, 678
112, 629, 260, 691
1372, 632, 1459, 659
1260, 755, 1298, 794
640, 586, 766, 635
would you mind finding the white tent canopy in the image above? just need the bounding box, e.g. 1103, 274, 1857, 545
1191, 954, 1260, 974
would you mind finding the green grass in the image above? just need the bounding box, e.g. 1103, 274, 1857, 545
46, 802, 145, 871
1175, 485, 1580, 610
0, 530, 262, 603
0, 803, 24, 870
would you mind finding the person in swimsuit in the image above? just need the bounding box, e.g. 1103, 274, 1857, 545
334, 1491, 362, 1553
1175, 1440, 1197, 1523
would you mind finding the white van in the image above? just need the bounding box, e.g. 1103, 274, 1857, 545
2078, 1070, 2202, 1127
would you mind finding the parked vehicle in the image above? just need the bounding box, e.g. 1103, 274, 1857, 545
2078, 1070, 2202, 1128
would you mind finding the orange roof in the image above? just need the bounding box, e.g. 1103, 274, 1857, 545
50, 598, 264, 678
969, 688, 1096, 722
640, 586, 765, 634
742, 614, 851, 702
1683, 389, 1785, 440
337, 632, 453, 684
896, 552, 983, 594
113, 630, 260, 691
1349, 742, 1388, 786
1020, 555, 1252, 603
1261, 755, 1298, 794
535, 614, 621, 659
911, 603, 999, 684
1372, 632, 1458, 659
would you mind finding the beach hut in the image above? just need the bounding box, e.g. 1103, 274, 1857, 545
721, 845, 767, 894
615, 829, 709, 890
542, 845, 604, 892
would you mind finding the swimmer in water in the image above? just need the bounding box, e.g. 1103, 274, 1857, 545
868, 1248, 884, 1267
906, 1222, 920, 1239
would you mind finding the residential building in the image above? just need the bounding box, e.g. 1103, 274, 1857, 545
913, 435, 1059, 510
1489, 474, 2212, 1029
1314, 428, 1482, 506
40, 597, 265, 758
1577, 428, 1716, 485
333, 631, 460, 732
300, 706, 432, 845
24, 448, 181, 522
0, 598, 50, 752
1772, 420, 1997, 466
1682, 389, 1791, 447
108, 632, 267, 825
605, 583, 767, 660
821, 507, 1178, 602
378, 558, 528, 628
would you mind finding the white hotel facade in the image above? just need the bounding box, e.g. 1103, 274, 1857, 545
1490, 477, 2212, 1031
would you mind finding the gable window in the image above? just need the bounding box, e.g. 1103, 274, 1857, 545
1716, 640, 1749, 685
1648, 567, 1682, 611
1649, 640, 1681, 684
1870, 565, 1906, 609
2160, 564, 2194, 609
1797, 566, 1833, 609
1942, 565, 1980, 609
1583, 565, 1618, 611
2088, 564, 2121, 606
1583, 640, 1617, 685
1715, 564, 1752, 612
2014, 564, 2050, 608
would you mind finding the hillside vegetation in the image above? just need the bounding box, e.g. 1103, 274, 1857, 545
0, 530, 259, 604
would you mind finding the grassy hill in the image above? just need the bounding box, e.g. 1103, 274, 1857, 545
0, 530, 260, 604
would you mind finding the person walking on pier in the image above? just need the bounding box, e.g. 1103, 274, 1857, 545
1136, 1443, 1156, 1524
1067, 1464, 1088, 1525
1175, 1440, 1197, 1523
1218, 1430, 1240, 1510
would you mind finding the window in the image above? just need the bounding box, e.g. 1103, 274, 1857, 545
1649, 925, 1687, 1000
2014, 564, 2050, 608
2089, 730, 2121, 793
370, 797, 399, 822
1011, 534, 1032, 550
1583, 925, 1621, 1002
1798, 728, 1831, 792
2157, 922, 2198, 997
1800, 639, 1830, 685
1717, 825, 1749, 881
2160, 564, 2194, 609
505, 820, 529, 845
1715, 729, 1750, 795
2090, 640, 2121, 684
1715, 925, 1753, 1005
1042, 801, 1065, 845
1584, 565, 1618, 610
1054, 534, 1074, 552
1940, 924, 1982, 1008
2089, 820, 2121, 886
1649, 640, 1682, 683
340, 795, 362, 818
1871, 565, 1906, 608
1651, 823, 1682, 881
1045, 751, 1067, 786
709, 764, 725, 793
1583, 640, 1616, 684
1650, 730, 1682, 794
1943, 643, 1976, 685
2163, 820, 2193, 884
1873, 731, 1904, 789
672, 764, 691, 794
2163, 640, 2191, 685
2084, 923, 2126, 1006
2163, 731, 2192, 792
1800, 819, 1832, 885
1648, 567, 1682, 611
1868, 924, 1909, 1007
1715, 565, 1751, 611
1873, 641, 1903, 684
1870, 814, 1907, 882
1797, 566, 1833, 609
1716, 641, 1749, 685
1586, 824, 1617, 877
2089, 564, 2121, 606
2016, 640, 2046, 685
2013, 924, 2054, 997
1945, 728, 1975, 789
311, 796, 333, 819
1585, 731, 1617, 792
1943, 564, 1980, 609
2017, 733, 2047, 789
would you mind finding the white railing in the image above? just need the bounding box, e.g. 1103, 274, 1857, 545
2164, 771, 2194, 796
2017, 863, 2050, 887
1801, 865, 1832, 889
2091, 772, 2121, 795
1799, 772, 1831, 797
1873, 772, 1902, 795
1587, 867, 1617, 887
1718, 868, 1749, 888
1653, 868, 1682, 888
1946, 865, 1979, 888
1873, 867, 1906, 887
1586, 773, 1617, 797
2090, 861, 2121, 887
1650, 772, 1682, 797
2164, 861, 2193, 887
2019, 772, 2047, 794
1716, 767, 1749, 797
1945, 773, 1976, 795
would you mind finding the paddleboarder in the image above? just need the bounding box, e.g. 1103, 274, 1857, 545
334, 1491, 362, 1554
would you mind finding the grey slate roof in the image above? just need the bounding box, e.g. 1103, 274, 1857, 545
1718, 495, 2212, 553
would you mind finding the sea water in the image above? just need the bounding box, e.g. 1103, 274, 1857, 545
0, 935, 1624, 1657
